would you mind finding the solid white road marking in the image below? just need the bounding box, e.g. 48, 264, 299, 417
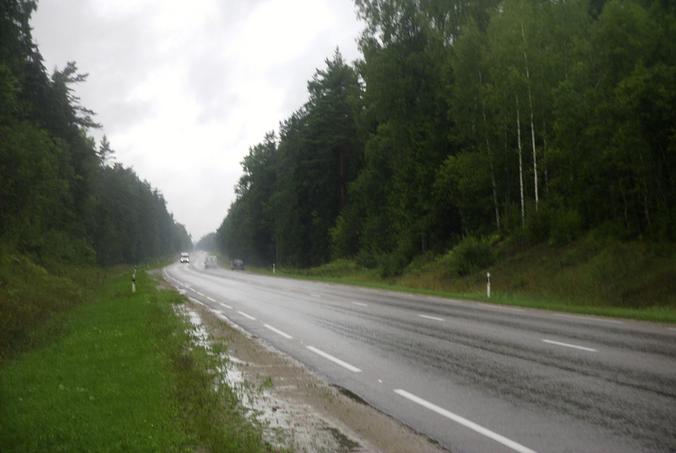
306, 346, 362, 373
206, 296, 216, 302
542, 339, 597, 352
352, 302, 368, 307
394, 389, 536, 453
188, 297, 204, 307
238, 310, 256, 320
553, 313, 623, 325
214, 310, 229, 321
419, 314, 444, 322
264, 324, 293, 339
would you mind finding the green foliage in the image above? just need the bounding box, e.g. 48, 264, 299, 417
93, 163, 191, 265
0, 0, 190, 265
522, 205, 585, 246
195, 232, 218, 251
214, 0, 674, 271
440, 236, 496, 277
218, 51, 362, 267
0, 253, 86, 360
301, 258, 362, 277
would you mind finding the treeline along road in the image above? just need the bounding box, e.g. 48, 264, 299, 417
217, 0, 676, 276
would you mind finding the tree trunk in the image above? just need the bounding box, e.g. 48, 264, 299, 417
543, 120, 549, 196
516, 96, 525, 228
337, 146, 347, 209
479, 70, 500, 231
637, 148, 652, 230
620, 183, 630, 231
522, 23, 539, 211
489, 155, 501, 230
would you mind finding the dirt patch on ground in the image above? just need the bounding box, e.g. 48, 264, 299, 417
186, 301, 446, 453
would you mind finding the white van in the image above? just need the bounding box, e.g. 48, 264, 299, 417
179, 252, 190, 263
204, 255, 217, 269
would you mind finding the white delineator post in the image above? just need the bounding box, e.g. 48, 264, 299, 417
273, 263, 276, 274
486, 272, 491, 299
132, 268, 137, 293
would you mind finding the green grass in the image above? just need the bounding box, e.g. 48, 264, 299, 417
0, 262, 268, 452
253, 237, 676, 324
0, 252, 107, 361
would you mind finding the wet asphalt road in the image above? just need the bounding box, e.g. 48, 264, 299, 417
164, 256, 676, 453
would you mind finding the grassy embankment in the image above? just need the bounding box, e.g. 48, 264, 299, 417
257, 235, 676, 323
0, 253, 268, 452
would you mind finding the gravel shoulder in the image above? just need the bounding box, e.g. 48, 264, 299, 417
187, 298, 447, 453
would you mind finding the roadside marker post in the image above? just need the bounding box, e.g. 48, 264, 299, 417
132, 268, 137, 293
273, 263, 276, 274
486, 272, 491, 299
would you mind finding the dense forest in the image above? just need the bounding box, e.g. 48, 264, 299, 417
218, 0, 675, 274
0, 1, 191, 265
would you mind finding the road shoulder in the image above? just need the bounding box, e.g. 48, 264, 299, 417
188, 299, 447, 453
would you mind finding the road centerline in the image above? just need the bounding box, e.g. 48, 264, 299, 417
306, 346, 362, 373
542, 339, 597, 352
264, 324, 293, 339
394, 389, 536, 453
352, 302, 368, 307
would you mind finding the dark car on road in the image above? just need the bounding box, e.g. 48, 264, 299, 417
231, 259, 245, 270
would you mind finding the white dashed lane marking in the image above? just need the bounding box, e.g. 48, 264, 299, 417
306, 346, 362, 373
394, 389, 536, 453
542, 339, 597, 352
418, 314, 444, 322
264, 324, 293, 340
237, 310, 256, 321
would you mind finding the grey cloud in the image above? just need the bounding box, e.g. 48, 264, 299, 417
31, 0, 363, 240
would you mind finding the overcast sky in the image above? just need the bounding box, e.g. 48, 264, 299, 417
31, 0, 364, 241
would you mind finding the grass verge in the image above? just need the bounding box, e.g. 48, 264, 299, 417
250, 237, 676, 324
0, 263, 268, 452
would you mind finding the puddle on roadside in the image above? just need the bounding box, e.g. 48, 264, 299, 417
178, 305, 364, 452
